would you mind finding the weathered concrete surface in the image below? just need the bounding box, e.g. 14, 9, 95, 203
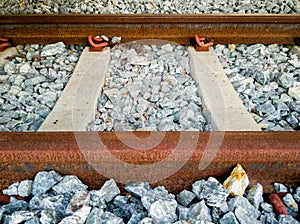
188, 47, 261, 131
39, 47, 110, 131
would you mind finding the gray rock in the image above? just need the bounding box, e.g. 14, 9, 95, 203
294, 186, 300, 203
176, 205, 189, 220
259, 212, 278, 224
85, 207, 103, 224
192, 177, 229, 207
188, 200, 211, 222
25, 75, 46, 86
40, 209, 63, 224
66, 190, 90, 214
274, 183, 288, 193
58, 206, 91, 224
282, 193, 298, 215
52, 175, 88, 195
88, 190, 106, 209
176, 190, 196, 207
41, 42, 66, 57
4, 61, 17, 74
34, 194, 66, 214
246, 183, 264, 208
3, 182, 19, 196
149, 200, 177, 223
18, 180, 33, 197
19, 63, 32, 74
234, 206, 261, 224
141, 186, 176, 211
112, 36, 122, 44
288, 101, 300, 113
32, 170, 63, 196
278, 214, 300, 224
0, 83, 11, 94
98, 211, 124, 224
99, 179, 120, 202
125, 182, 152, 198
10, 211, 34, 224
256, 100, 276, 114
278, 73, 294, 88
1, 214, 12, 224
139, 217, 153, 224
260, 202, 274, 213
227, 196, 260, 220
127, 212, 147, 224
25, 216, 41, 224
219, 212, 239, 224
113, 195, 129, 207
288, 86, 300, 100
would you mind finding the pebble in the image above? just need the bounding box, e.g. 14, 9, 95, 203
87, 44, 210, 131
124, 182, 152, 199
66, 190, 90, 215
32, 170, 63, 196
0, 43, 82, 131
246, 183, 264, 209
1, 167, 300, 223
188, 200, 211, 222
228, 196, 261, 221
98, 179, 120, 202
149, 200, 177, 223
216, 44, 300, 131
289, 86, 300, 101
10, 211, 34, 224
1, 0, 299, 14
192, 177, 229, 207
17, 180, 33, 197
274, 182, 289, 193
52, 175, 88, 195
176, 190, 196, 207
223, 164, 249, 196
282, 193, 299, 216
3, 183, 19, 196
219, 211, 239, 224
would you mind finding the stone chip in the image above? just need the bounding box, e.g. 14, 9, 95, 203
223, 164, 249, 196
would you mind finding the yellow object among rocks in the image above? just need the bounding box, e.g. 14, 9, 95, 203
223, 164, 249, 196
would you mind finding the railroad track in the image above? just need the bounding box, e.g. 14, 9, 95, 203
0, 14, 300, 195
1, 14, 300, 44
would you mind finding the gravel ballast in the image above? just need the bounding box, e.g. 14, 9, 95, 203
87, 43, 211, 131
1, 0, 299, 14
215, 44, 300, 131
0, 43, 83, 131
1, 164, 299, 223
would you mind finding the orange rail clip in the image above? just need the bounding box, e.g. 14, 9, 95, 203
0, 37, 11, 52
194, 34, 214, 52
88, 35, 109, 52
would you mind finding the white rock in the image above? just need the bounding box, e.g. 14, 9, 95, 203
288, 86, 300, 100
223, 164, 249, 196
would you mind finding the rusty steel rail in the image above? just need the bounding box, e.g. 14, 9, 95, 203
0, 14, 300, 45
0, 132, 299, 194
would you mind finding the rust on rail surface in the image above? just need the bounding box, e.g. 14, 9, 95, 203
0, 14, 299, 45
0, 132, 299, 194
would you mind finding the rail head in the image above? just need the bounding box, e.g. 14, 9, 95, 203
0, 131, 299, 194
1, 14, 300, 24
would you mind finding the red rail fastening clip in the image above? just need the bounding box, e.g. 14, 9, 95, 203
88, 35, 109, 52
194, 34, 214, 52
0, 37, 11, 52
